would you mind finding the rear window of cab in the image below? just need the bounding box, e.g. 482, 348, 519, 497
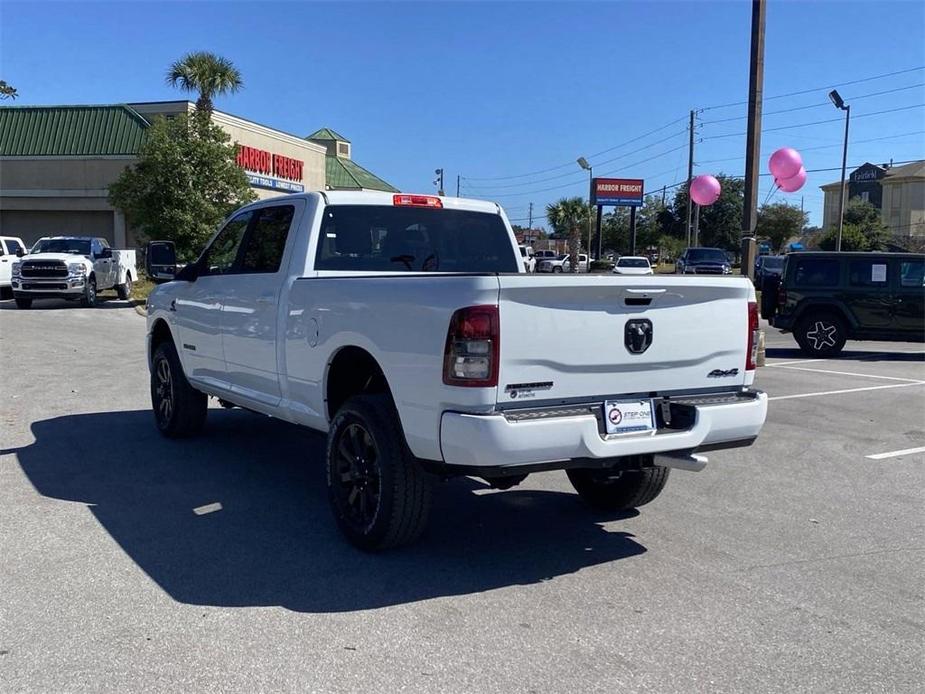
314, 205, 519, 273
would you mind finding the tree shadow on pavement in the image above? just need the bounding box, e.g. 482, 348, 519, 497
7, 410, 645, 613
765, 347, 924, 362
0, 296, 139, 311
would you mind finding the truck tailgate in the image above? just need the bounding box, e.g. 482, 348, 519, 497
496, 275, 754, 404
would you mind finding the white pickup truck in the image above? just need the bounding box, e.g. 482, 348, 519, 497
146, 191, 767, 550
12, 236, 136, 309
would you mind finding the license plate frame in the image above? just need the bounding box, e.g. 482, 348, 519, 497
603, 399, 656, 436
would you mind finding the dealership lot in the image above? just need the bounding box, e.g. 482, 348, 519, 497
1, 301, 922, 693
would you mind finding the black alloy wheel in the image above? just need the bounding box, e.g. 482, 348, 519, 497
153, 353, 175, 428
150, 341, 207, 437
331, 421, 382, 533
795, 311, 847, 357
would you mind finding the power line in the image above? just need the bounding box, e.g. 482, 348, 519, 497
696, 130, 925, 165
461, 115, 687, 181
700, 65, 925, 111
461, 128, 688, 191
464, 142, 692, 199
701, 82, 925, 125
703, 103, 925, 141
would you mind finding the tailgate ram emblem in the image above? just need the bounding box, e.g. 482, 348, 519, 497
625, 319, 653, 354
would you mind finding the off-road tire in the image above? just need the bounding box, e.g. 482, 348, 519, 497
795, 310, 847, 358
116, 273, 133, 300
150, 340, 207, 438
80, 276, 98, 308
553, 266, 563, 273
567, 461, 670, 511
14, 297, 32, 309
326, 394, 433, 551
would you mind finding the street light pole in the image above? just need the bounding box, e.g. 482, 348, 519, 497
829, 89, 851, 252
577, 157, 594, 263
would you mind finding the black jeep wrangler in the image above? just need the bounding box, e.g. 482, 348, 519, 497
762, 252, 924, 357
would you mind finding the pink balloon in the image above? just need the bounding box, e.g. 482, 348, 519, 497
690, 174, 721, 206
777, 166, 806, 193
769, 147, 803, 180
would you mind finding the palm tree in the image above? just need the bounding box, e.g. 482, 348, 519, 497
0, 80, 17, 100
546, 197, 589, 272
166, 52, 243, 116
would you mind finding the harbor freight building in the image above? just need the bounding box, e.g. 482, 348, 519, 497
0, 101, 399, 248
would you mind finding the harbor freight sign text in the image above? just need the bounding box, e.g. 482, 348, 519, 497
592, 177, 644, 206
236, 145, 304, 182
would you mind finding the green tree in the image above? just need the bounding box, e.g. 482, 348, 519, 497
756, 201, 807, 252
818, 196, 889, 251
108, 114, 256, 260
600, 207, 629, 253
546, 197, 590, 272
670, 174, 744, 251
817, 224, 869, 251
0, 80, 17, 99
166, 52, 243, 121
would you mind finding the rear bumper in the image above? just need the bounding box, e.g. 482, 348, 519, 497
439, 389, 767, 470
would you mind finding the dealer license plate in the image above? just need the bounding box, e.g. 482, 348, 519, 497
603, 399, 656, 435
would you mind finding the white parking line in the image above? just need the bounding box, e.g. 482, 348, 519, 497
770, 365, 925, 383
765, 359, 824, 367
193, 502, 223, 515
866, 446, 925, 460
769, 382, 925, 401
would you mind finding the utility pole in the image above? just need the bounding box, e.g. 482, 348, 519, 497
661, 185, 666, 207
434, 168, 445, 196
685, 109, 695, 248
693, 204, 700, 247
456, 175, 460, 197
527, 202, 533, 230
741, 0, 766, 279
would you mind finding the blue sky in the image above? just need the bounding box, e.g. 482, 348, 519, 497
2, 0, 923, 227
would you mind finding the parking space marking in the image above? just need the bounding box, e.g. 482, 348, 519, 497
768, 381, 925, 401
765, 359, 826, 367
865, 446, 925, 460
770, 365, 925, 383
193, 502, 223, 515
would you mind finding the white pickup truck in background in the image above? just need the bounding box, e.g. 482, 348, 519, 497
11, 236, 136, 309
1, 236, 27, 295
146, 191, 767, 550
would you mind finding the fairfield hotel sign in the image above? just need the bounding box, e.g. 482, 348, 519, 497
236, 145, 305, 193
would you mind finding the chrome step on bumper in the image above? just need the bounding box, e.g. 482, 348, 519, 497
655, 451, 708, 472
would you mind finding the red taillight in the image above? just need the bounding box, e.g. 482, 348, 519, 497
393, 194, 443, 208
746, 300, 759, 371
443, 305, 499, 387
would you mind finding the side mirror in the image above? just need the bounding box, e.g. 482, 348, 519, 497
98, 247, 113, 259
16, 248, 25, 258
145, 240, 181, 283
175, 262, 200, 283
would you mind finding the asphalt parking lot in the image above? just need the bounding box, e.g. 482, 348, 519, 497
1, 298, 922, 693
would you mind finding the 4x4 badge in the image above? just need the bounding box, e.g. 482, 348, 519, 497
625, 319, 653, 354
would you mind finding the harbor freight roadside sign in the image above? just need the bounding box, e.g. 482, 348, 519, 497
592, 178, 644, 206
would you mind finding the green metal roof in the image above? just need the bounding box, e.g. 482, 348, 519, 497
0, 105, 149, 156
307, 127, 350, 143
325, 155, 399, 192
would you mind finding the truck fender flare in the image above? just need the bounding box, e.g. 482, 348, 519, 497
791, 299, 857, 330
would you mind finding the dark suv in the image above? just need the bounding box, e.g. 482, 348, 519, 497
764, 252, 924, 357
676, 247, 732, 275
